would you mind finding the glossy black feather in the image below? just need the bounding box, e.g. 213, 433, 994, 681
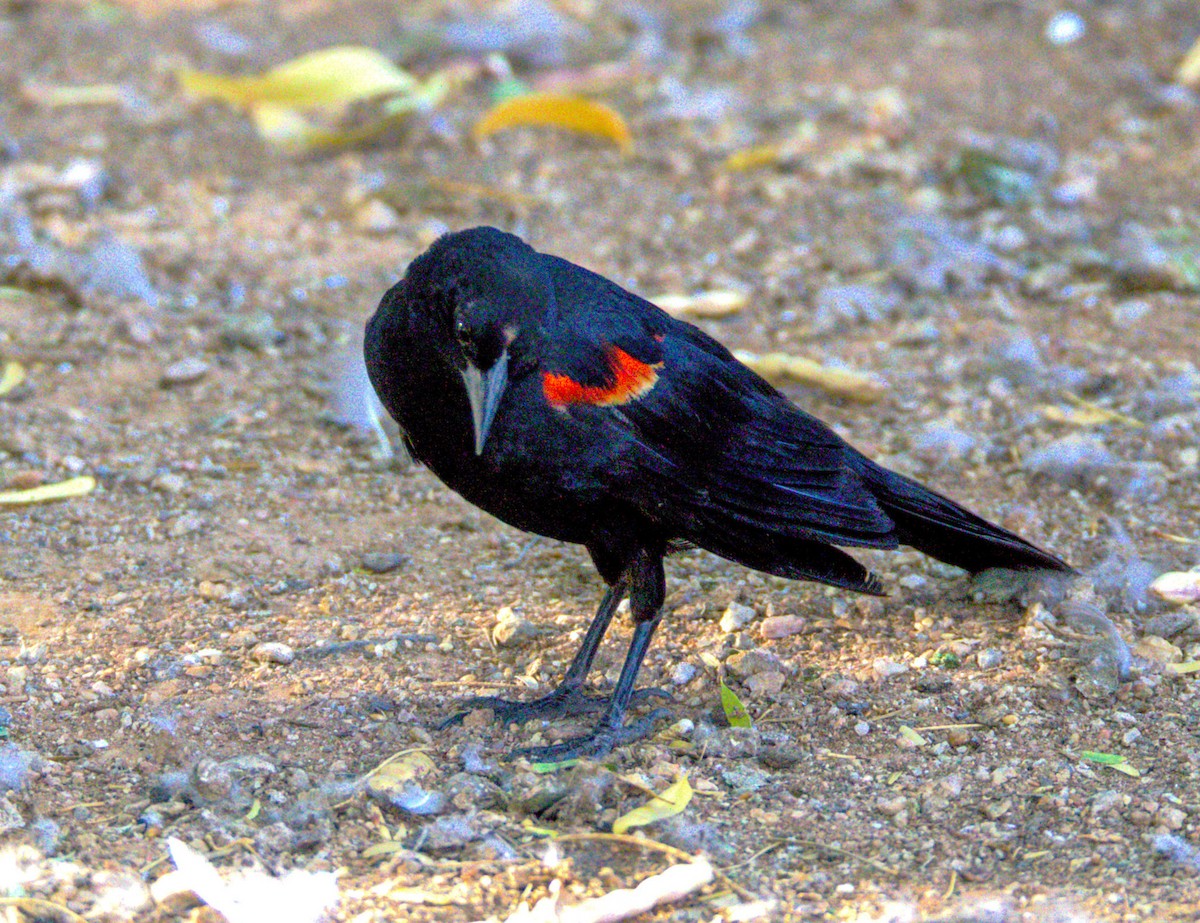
365, 226, 1072, 596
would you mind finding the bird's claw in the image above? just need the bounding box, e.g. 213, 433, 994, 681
437, 685, 671, 731
515, 707, 672, 762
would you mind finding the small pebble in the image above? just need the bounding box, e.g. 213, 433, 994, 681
189, 757, 234, 802
360, 552, 408, 574
1148, 570, 1200, 606
721, 765, 769, 794
161, 357, 210, 386
1023, 434, 1116, 487
744, 671, 785, 697
1044, 10, 1085, 45
977, 648, 1003, 670
1133, 636, 1183, 666
29, 817, 61, 855
251, 642, 296, 665
719, 602, 756, 633
854, 721, 871, 736
493, 606, 537, 647
725, 649, 784, 678
1144, 611, 1198, 639
221, 311, 282, 351
152, 472, 186, 495
0, 744, 40, 791
0, 794, 24, 834
168, 513, 204, 538
873, 658, 909, 680
1113, 221, 1188, 293
912, 421, 978, 466
1111, 299, 1151, 327
354, 199, 402, 235
671, 662, 698, 685
759, 615, 805, 639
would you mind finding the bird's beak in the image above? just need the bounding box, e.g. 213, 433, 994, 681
460, 350, 509, 455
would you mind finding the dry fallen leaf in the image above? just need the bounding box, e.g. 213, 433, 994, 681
1178, 35, 1200, 87
179, 46, 416, 109
0, 475, 95, 505
0, 361, 26, 397
723, 144, 780, 172
734, 350, 887, 403
1039, 395, 1142, 428
611, 775, 693, 835
164, 838, 339, 923
653, 290, 748, 318
474, 93, 632, 153
502, 859, 713, 923
20, 82, 127, 108
178, 46, 447, 152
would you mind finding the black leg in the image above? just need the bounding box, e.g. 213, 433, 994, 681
438, 578, 667, 729
517, 547, 672, 761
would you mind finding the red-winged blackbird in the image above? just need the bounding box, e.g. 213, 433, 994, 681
364, 227, 1073, 760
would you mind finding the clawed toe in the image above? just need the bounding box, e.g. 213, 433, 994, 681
438, 684, 672, 732
516, 707, 672, 762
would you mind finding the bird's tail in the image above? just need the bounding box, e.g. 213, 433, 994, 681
855, 457, 1073, 575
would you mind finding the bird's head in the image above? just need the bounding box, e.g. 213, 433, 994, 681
402, 227, 555, 455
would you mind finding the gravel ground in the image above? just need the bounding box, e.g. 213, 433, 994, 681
1, 1, 1199, 921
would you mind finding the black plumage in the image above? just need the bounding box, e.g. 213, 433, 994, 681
364, 226, 1073, 759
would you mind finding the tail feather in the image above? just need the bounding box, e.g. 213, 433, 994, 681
858, 458, 1073, 575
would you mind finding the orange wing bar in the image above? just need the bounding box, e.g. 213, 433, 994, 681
543, 346, 661, 408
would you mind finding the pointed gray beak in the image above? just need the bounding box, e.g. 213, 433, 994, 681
460, 350, 509, 455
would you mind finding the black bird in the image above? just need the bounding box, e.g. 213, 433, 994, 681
364, 227, 1073, 760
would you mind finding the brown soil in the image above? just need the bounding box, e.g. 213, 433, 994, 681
1, 1, 1199, 921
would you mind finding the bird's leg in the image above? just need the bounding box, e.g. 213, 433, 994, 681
439, 577, 663, 729
517, 548, 672, 761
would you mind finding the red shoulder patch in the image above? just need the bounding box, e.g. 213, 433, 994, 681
543, 346, 661, 408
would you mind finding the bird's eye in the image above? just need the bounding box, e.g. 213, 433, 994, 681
455, 321, 471, 345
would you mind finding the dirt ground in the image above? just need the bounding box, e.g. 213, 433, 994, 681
1, 1, 1200, 920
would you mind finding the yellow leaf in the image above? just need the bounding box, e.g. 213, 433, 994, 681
723, 144, 780, 172
0, 475, 95, 505
179, 46, 416, 110
1040, 397, 1142, 428
719, 680, 752, 729
1178, 35, 1200, 87
21, 81, 126, 108
474, 93, 632, 152
385, 887, 459, 906
611, 774, 692, 834
361, 840, 411, 859
653, 290, 748, 318
898, 725, 928, 747
734, 350, 887, 403
0, 361, 25, 397
1170, 661, 1200, 675
249, 102, 315, 145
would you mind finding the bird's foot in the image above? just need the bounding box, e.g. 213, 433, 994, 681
438, 684, 670, 730
516, 708, 672, 762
